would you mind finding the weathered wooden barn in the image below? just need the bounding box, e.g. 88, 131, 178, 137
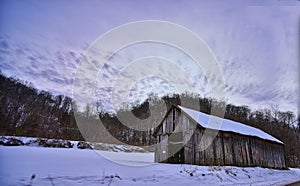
154, 105, 286, 169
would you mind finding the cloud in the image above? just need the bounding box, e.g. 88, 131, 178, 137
0, 0, 298, 113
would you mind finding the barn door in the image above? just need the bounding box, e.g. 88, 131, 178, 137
168, 132, 184, 164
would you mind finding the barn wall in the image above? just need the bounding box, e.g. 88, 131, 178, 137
183, 127, 221, 166
231, 134, 251, 166
201, 130, 215, 165
182, 114, 196, 164
155, 107, 183, 163
213, 133, 225, 165
185, 125, 286, 169
249, 137, 286, 169
222, 133, 235, 165
155, 134, 168, 162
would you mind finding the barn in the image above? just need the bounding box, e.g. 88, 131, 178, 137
153, 105, 286, 169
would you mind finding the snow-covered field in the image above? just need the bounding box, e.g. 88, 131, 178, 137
0, 141, 300, 185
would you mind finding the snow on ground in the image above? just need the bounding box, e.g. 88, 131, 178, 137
0, 146, 300, 186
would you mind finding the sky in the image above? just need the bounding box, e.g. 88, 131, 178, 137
0, 0, 299, 114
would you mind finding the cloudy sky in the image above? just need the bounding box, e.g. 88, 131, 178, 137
0, 0, 299, 113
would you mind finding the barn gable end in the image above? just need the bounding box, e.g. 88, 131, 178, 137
154, 105, 286, 169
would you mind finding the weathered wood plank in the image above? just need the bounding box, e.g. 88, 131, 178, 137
213, 134, 224, 165
155, 106, 286, 169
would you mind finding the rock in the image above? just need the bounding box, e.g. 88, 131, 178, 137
77, 141, 92, 149
27, 138, 73, 148
4, 137, 24, 146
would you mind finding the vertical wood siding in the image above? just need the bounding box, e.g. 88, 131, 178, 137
154, 106, 286, 169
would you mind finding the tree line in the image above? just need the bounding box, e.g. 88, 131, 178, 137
0, 72, 299, 167
0, 73, 81, 140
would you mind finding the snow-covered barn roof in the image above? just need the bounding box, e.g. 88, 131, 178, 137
178, 106, 283, 144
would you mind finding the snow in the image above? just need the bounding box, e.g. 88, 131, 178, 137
1, 145, 300, 186
178, 106, 283, 144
